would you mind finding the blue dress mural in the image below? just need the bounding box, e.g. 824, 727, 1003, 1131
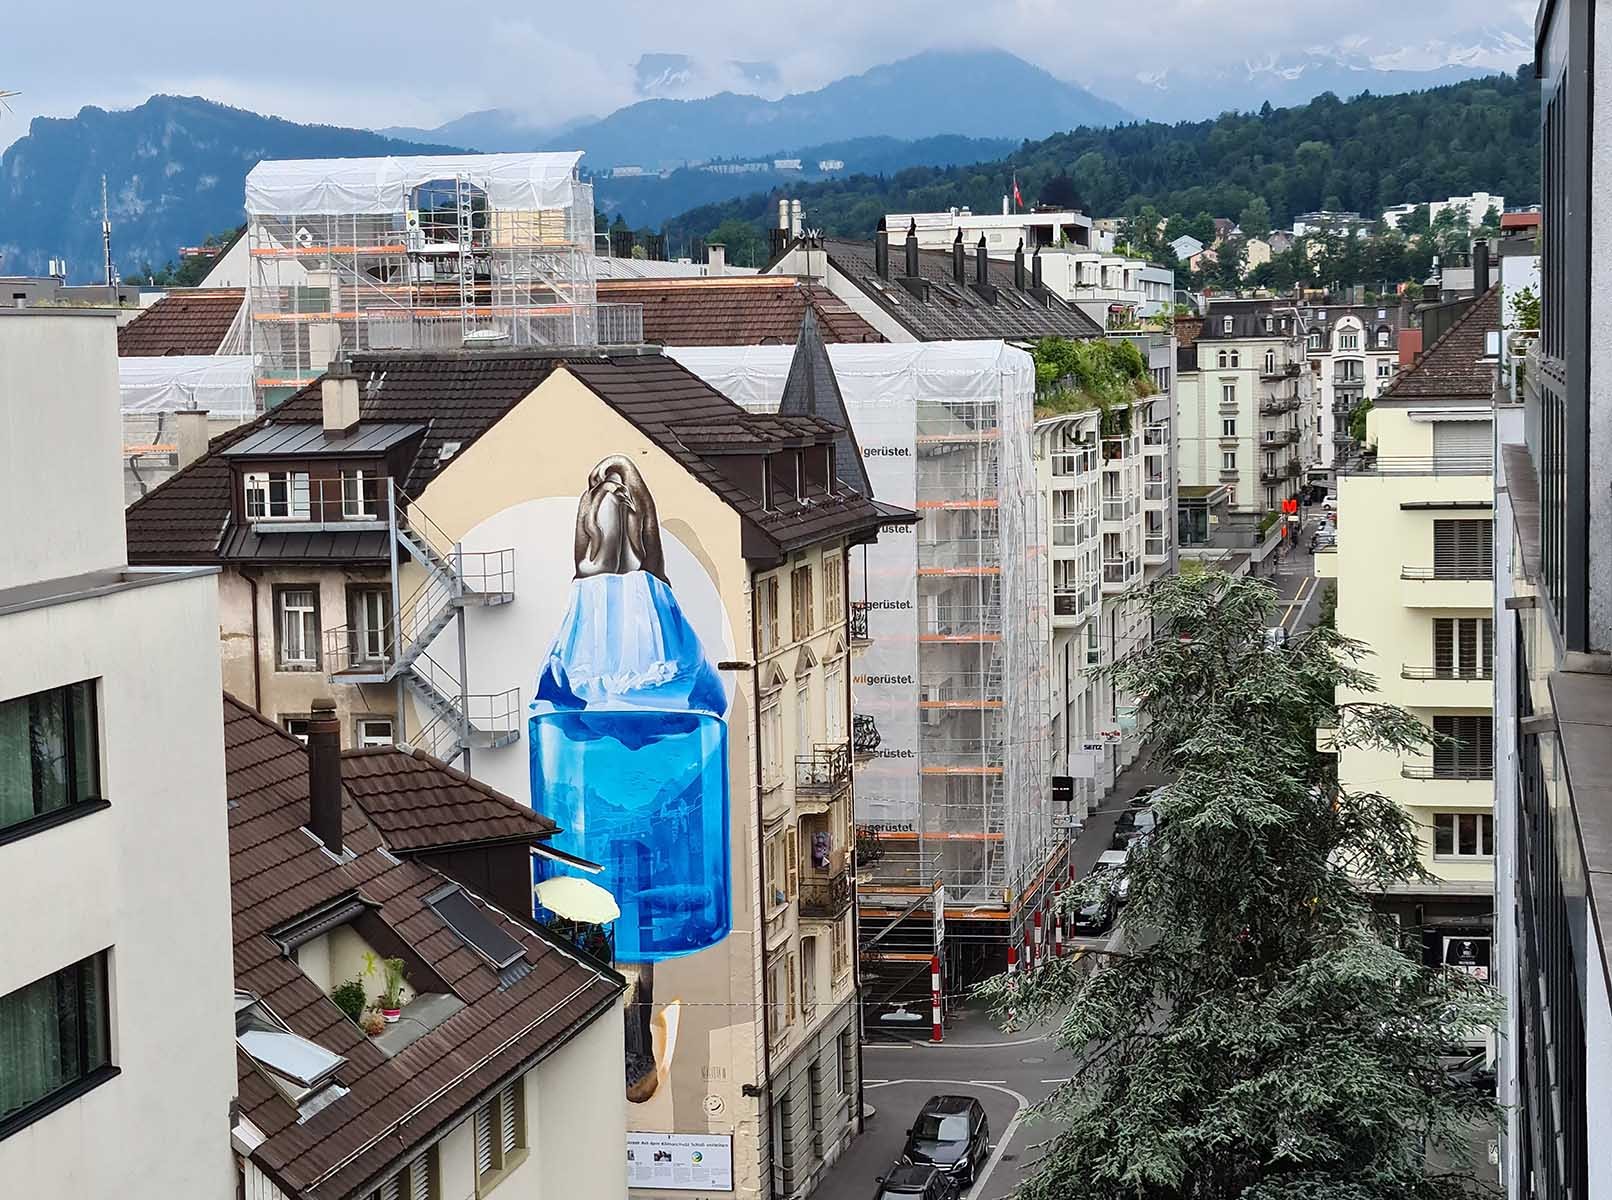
530, 456, 731, 1099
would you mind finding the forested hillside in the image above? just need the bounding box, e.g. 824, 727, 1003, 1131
665, 69, 1538, 263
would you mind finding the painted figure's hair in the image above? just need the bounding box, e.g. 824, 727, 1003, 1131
573, 454, 668, 583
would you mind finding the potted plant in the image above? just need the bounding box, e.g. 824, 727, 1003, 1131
365, 952, 407, 1023
330, 978, 366, 1026
361, 1009, 386, 1038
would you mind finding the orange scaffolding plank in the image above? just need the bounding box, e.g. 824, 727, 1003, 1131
918, 633, 1001, 643
917, 566, 1000, 577
920, 765, 1004, 777
916, 499, 998, 510
917, 699, 1003, 710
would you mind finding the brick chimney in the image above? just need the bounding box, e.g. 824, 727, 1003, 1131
306, 698, 343, 855
322, 357, 360, 436
174, 408, 211, 468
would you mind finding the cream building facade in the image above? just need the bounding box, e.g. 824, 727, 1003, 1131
1298, 302, 1404, 481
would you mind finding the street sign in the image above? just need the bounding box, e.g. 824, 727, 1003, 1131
1051, 775, 1074, 805
1052, 813, 1081, 830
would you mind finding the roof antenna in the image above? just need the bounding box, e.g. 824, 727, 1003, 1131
0, 88, 19, 116
101, 175, 117, 288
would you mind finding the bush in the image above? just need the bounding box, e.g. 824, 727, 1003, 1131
1032, 336, 1154, 419
331, 978, 367, 1025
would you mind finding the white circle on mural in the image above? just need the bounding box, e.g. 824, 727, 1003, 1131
427, 494, 737, 805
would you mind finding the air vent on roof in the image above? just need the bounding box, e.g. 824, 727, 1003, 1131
438, 440, 462, 464
425, 884, 525, 969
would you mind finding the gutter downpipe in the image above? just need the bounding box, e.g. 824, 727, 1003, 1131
750, 565, 779, 1200
244, 568, 263, 712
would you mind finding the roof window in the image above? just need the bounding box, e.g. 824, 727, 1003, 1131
235, 992, 349, 1122
425, 884, 525, 970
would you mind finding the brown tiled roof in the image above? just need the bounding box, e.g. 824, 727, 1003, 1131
1378, 286, 1500, 402
813, 236, 1105, 342
340, 746, 556, 852
598, 276, 882, 345
225, 695, 620, 1199
128, 349, 905, 566
117, 289, 244, 356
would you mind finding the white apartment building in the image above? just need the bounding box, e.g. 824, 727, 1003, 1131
1175, 300, 1316, 516
1299, 302, 1403, 481
0, 308, 236, 1195
1430, 192, 1504, 227
887, 206, 1096, 254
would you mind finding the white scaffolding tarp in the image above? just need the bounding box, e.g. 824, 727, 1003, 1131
245, 151, 586, 215
118, 355, 256, 418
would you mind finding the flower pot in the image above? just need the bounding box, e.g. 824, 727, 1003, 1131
382, 1007, 402, 1024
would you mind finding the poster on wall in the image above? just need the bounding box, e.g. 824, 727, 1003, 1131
627, 1132, 735, 1191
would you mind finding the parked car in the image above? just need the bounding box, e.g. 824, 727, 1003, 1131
1069, 891, 1117, 934
1110, 808, 1158, 850
1096, 848, 1132, 903
1128, 785, 1161, 808
875, 1163, 960, 1200
1262, 625, 1290, 653
900, 1095, 991, 1185
1444, 1052, 1497, 1096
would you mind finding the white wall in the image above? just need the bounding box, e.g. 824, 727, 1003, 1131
535, 1000, 628, 1200
0, 572, 236, 1199
0, 311, 125, 590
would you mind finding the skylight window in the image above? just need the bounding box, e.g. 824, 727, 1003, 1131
425, 884, 525, 969
236, 993, 349, 1121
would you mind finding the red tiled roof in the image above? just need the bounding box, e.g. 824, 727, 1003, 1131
1378, 286, 1500, 401
598, 276, 882, 346
1500, 211, 1541, 229
225, 694, 621, 1198
340, 746, 556, 852
117, 289, 244, 356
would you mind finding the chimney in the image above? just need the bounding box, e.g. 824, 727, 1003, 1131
952, 229, 966, 284
321, 358, 360, 436
1032, 246, 1044, 293
1473, 240, 1490, 294
790, 200, 803, 237
779, 199, 790, 234
904, 220, 920, 278
175, 408, 211, 469
306, 698, 343, 855
770, 228, 787, 259
1013, 239, 1026, 290
975, 236, 989, 286
874, 219, 890, 280
707, 242, 726, 277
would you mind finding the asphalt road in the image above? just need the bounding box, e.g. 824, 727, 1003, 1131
1269, 511, 1328, 634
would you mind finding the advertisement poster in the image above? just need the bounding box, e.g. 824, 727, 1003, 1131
627, 1133, 735, 1192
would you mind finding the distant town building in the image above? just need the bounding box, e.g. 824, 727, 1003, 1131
1430, 191, 1504, 227
773, 158, 803, 171
887, 206, 1096, 253
1381, 202, 1420, 230
1298, 301, 1404, 479
610, 164, 645, 177
1291, 211, 1372, 239
816, 159, 845, 171
1169, 234, 1205, 260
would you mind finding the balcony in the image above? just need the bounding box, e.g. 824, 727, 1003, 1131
1052, 517, 1095, 548
1143, 479, 1168, 505
1259, 396, 1300, 416
1144, 533, 1172, 561
1142, 422, 1170, 453
849, 602, 871, 643
1053, 587, 1092, 624
1401, 763, 1493, 781
1100, 495, 1140, 523
1400, 665, 1495, 707
1400, 566, 1493, 609
1102, 555, 1141, 591
1339, 454, 1493, 477
798, 869, 853, 920
245, 473, 391, 534
853, 714, 881, 757
796, 744, 851, 795
1260, 362, 1303, 381
1259, 460, 1301, 484
1049, 449, 1098, 478
1260, 429, 1299, 447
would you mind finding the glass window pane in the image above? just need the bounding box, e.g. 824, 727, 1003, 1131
0, 953, 109, 1120
1434, 814, 1454, 856
1458, 814, 1478, 856
1481, 815, 1494, 857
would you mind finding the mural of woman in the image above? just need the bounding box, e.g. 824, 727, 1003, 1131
530, 455, 731, 1104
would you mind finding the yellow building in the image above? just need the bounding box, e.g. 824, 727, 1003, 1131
1317, 287, 1499, 963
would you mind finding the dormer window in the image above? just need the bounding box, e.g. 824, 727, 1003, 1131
246, 471, 311, 520
1222, 317, 1234, 334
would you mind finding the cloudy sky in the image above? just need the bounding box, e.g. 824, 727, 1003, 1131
0, 0, 1534, 150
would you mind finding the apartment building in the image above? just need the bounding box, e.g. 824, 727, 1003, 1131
1315, 285, 1499, 972
1175, 299, 1316, 516
0, 307, 236, 1194
886, 206, 1096, 254
225, 696, 626, 1199
1490, 4, 1612, 1196
125, 342, 901, 1199
1298, 301, 1404, 481
1429, 191, 1504, 226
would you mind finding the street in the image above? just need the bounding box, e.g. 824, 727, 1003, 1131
1270, 511, 1328, 635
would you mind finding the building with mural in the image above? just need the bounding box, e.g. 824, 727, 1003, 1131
123, 342, 908, 1199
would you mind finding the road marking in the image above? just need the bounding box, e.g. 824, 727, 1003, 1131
1281, 574, 1317, 630
969, 1079, 1007, 1084
863, 1078, 1031, 1200
1040, 1078, 1070, 1084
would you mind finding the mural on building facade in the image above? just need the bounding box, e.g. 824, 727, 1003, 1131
529, 455, 732, 1102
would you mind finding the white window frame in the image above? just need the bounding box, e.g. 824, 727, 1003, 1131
356, 717, 395, 748
795, 681, 812, 758
277, 588, 320, 669
1222, 317, 1234, 334
1433, 812, 1494, 860
350, 587, 390, 663
1221, 450, 1237, 472
1221, 383, 1236, 406
757, 577, 780, 655
824, 659, 846, 744
1221, 417, 1237, 438
761, 696, 785, 791
244, 471, 311, 521
341, 469, 377, 519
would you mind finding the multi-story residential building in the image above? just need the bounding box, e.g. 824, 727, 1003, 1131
224, 695, 627, 1199
1299, 301, 1404, 482
125, 341, 901, 1199
0, 306, 236, 1194
1430, 191, 1504, 226
1291, 211, 1373, 239
886, 206, 1097, 254
1175, 299, 1315, 517
1491, 5, 1612, 1196
1315, 284, 1498, 977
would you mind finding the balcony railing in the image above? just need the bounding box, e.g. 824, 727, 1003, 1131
1401, 665, 1494, 680
1260, 362, 1303, 380
798, 869, 853, 920
1259, 461, 1302, 484
849, 602, 871, 641
1049, 450, 1099, 477
1401, 763, 1494, 781
852, 714, 881, 755
919, 605, 999, 637
1102, 556, 1141, 585
245, 473, 391, 532
1400, 565, 1493, 581
1143, 480, 1168, 502
1339, 454, 1493, 477
1052, 518, 1095, 546
796, 743, 852, 794
1260, 397, 1300, 415
1101, 495, 1140, 522
1260, 429, 1299, 446
1144, 533, 1172, 558
1143, 422, 1170, 447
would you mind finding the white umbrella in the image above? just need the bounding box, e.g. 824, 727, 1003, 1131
534, 875, 621, 924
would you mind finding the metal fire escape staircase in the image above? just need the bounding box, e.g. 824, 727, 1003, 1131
324, 482, 518, 768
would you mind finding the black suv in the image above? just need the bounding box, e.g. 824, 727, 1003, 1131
875, 1163, 960, 1200
1110, 808, 1158, 850
901, 1094, 991, 1184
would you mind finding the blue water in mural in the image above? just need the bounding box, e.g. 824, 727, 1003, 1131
530, 570, 731, 963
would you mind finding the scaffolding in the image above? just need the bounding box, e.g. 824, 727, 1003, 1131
669, 343, 1053, 923
244, 152, 640, 405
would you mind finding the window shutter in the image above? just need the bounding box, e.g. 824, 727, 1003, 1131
409, 1153, 432, 1200
785, 828, 799, 900
1482, 619, 1494, 674
377, 1176, 402, 1200
475, 1104, 494, 1175
1432, 419, 1489, 465
1457, 619, 1478, 676
500, 1084, 519, 1154
1433, 619, 1454, 675
1433, 520, 1492, 579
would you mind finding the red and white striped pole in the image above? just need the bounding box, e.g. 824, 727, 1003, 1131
1005, 944, 1018, 1020
1033, 906, 1044, 967
1023, 925, 1034, 972
930, 956, 943, 1043
1054, 892, 1066, 958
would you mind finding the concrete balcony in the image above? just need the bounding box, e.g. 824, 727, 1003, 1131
1400, 567, 1493, 608
1102, 555, 1141, 593
1260, 396, 1301, 416
1100, 495, 1141, 523
1053, 587, 1094, 627
1397, 762, 1494, 809
1399, 666, 1495, 708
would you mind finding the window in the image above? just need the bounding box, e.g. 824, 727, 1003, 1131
767, 951, 797, 1036
1263, 350, 1276, 375
275, 587, 321, 670
761, 698, 784, 790
1378, 359, 1393, 378
1433, 520, 1493, 579
756, 577, 780, 654
348, 587, 391, 664
0, 681, 100, 839
1222, 317, 1233, 334
801, 935, 819, 1020
341, 470, 377, 519
1221, 451, 1237, 472
368, 1150, 436, 1200
1221, 383, 1236, 406
837, 1027, 854, 1096
1432, 715, 1493, 780
0, 952, 111, 1130
824, 660, 845, 743
1307, 331, 1322, 351
282, 717, 311, 744
790, 564, 814, 641
1377, 329, 1391, 348
356, 717, 395, 748
796, 682, 812, 755
244, 471, 311, 521
473, 1084, 525, 1185
1217, 350, 1228, 368
765, 829, 798, 911
821, 554, 843, 624
1433, 618, 1493, 679
1229, 351, 1240, 368
831, 916, 850, 981
1340, 331, 1359, 350
1221, 417, 1237, 438
1434, 813, 1495, 859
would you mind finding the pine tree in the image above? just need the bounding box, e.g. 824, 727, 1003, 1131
979, 572, 1498, 1200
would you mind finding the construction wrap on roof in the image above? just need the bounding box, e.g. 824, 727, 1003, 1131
245, 151, 586, 215
118, 355, 256, 418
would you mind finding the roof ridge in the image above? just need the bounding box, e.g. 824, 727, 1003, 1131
1378, 284, 1499, 400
